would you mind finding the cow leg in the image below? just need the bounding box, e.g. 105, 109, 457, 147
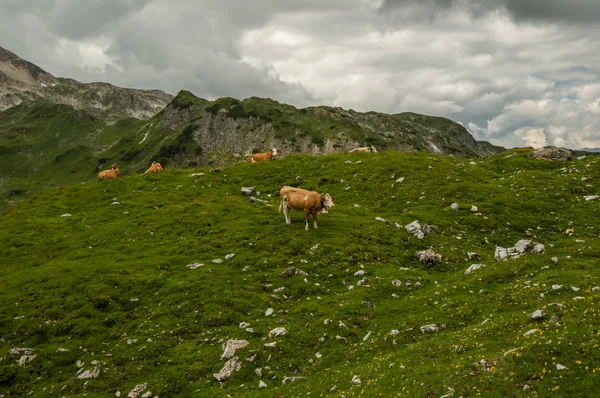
282, 197, 292, 224
304, 209, 311, 231
313, 212, 318, 229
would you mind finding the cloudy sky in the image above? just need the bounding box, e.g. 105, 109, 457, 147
2, 0, 600, 149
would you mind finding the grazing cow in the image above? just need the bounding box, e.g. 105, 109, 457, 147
247, 148, 279, 163
144, 161, 164, 175
279, 186, 335, 231
98, 164, 120, 181
349, 146, 377, 153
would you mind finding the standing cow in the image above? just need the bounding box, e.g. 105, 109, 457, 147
279, 186, 335, 231
247, 148, 279, 163
98, 164, 120, 181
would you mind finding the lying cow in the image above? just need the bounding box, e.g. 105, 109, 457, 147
144, 161, 164, 175
349, 146, 377, 153
279, 186, 335, 231
247, 148, 279, 163
98, 163, 120, 181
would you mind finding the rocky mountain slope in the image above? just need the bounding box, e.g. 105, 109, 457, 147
0, 46, 172, 120
0, 46, 505, 210
1, 149, 598, 396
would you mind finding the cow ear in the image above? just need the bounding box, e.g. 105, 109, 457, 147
331, 196, 336, 202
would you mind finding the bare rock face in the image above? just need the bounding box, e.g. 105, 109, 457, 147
527, 146, 573, 161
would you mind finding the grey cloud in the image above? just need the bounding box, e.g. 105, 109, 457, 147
381, 0, 600, 24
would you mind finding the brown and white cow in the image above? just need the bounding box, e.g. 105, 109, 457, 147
247, 148, 279, 163
144, 161, 164, 175
98, 164, 120, 181
349, 146, 377, 153
279, 186, 335, 231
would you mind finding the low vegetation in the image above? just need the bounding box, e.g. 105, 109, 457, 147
1, 149, 599, 397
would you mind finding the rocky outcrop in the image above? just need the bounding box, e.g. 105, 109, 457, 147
527, 146, 573, 161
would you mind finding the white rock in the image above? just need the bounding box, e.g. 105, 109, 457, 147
9, 348, 35, 356
495, 246, 508, 261
264, 342, 277, 347
239, 322, 250, 329
16, 355, 36, 366
531, 243, 545, 254
396, 177, 405, 183
405, 220, 424, 239
338, 321, 348, 329
127, 339, 137, 345
464, 264, 486, 275
552, 285, 563, 290
571, 286, 580, 292
258, 380, 268, 389
513, 239, 533, 254
523, 329, 539, 337
188, 173, 204, 177
282, 376, 305, 384
324, 319, 332, 325
584, 195, 598, 201
60, 213, 72, 217
141, 392, 153, 398
556, 364, 568, 370
225, 254, 235, 260
241, 187, 255, 196
592, 287, 600, 292
265, 308, 274, 317
471, 206, 478, 212
56, 348, 69, 353
531, 310, 546, 320
390, 329, 400, 335
214, 357, 242, 382
450, 203, 460, 211
375, 217, 386, 223
186, 263, 203, 270
315, 352, 322, 359
354, 270, 365, 276
351, 375, 361, 384
551, 257, 559, 264
392, 280, 402, 287
268, 327, 288, 337
212, 259, 223, 264
110, 202, 120, 206
77, 367, 100, 380
127, 383, 147, 398
420, 324, 439, 333
220, 339, 249, 361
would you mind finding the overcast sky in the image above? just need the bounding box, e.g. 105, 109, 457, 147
2, 0, 600, 149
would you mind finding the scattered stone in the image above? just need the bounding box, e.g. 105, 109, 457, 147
258, 380, 267, 389
420, 324, 439, 333
552, 285, 563, 290
531, 310, 546, 320
56, 348, 69, 353
405, 220, 425, 239
375, 217, 386, 223
415, 249, 442, 265
592, 287, 600, 292
269, 327, 288, 337
513, 239, 533, 254
464, 264, 486, 275
110, 202, 120, 206
282, 376, 305, 384
523, 329, 539, 337
220, 339, 249, 361
186, 263, 203, 270
16, 355, 36, 366
127, 339, 138, 345
351, 375, 361, 384
77, 367, 100, 380
531, 243, 546, 254
468, 252, 480, 260
584, 195, 598, 201
239, 322, 250, 329
571, 286, 580, 292
60, 213, 72, 217
9, 348, 35, 356
241, 187, 255, 196
556, 364, 568, 371
264, 342, 277, 348
127, 383, 147, 398
76, 360, 84, 368
265, 308, 274, 317
225, 253, 235, 261
551, 257, 559, 264
471, 206, 478, 212
362, 331, 373, 342
526, 146, 573, 161
141, 392, 152, 398
214, 357, 242, 382
354, 270, 365, 276
415, 281, 422, 287
324, 319, 332, 325
212, 259, 223, 264
396, 177, 405, 183
249, 196, 269, 204
450, 203, 460, 211
188, 173, 204, 177
338, 321, 348, 329
392, 280, 402, 287
281, 267, 308, 277
495, 246, 508, 261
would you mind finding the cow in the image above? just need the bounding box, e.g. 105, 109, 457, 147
279, 186, 335, 231
144, 161, 164, 175
349, 146, 377, 153
247, 148, 279, 163
98, 164, 120, 181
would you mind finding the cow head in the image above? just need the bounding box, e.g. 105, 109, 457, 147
110, 163, 118, 170
321, 193, 335, 209
271, 148, 279, 158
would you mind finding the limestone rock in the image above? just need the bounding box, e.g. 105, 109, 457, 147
269, 327, 288, 338
420, 324, 439, 333
527, 146, 573, 161
214, 357, 242, 382
464, 264, 486, 275
127, 383, 147, 398
415, 249, 442, 265
531, 310, 546, 320
220, 339, 249, 361
241, 187, 255, 196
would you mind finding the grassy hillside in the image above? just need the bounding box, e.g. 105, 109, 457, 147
1, 149, 599, 397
